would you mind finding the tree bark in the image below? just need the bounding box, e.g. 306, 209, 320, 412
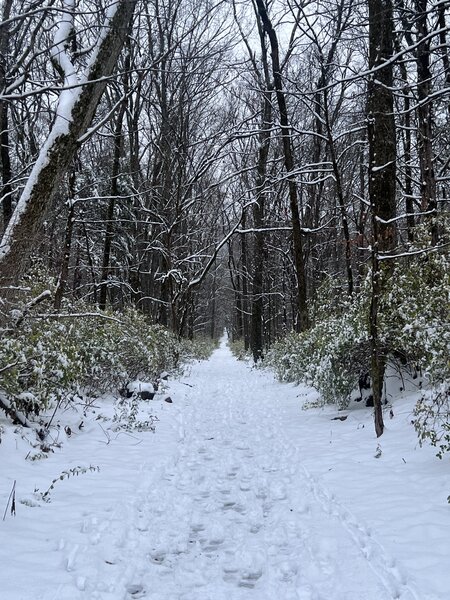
0, 0, 14, 229
367, 0, 397, 437
98, 98, 127, 311
0, 0, 137, 292
416, 0, 438, 244
54, 166, 77, 310
250, 85, 272, 362
241, 211, 251, 350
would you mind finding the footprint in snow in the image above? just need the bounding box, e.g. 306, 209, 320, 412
194, 489, 211, 501
270, 482, 288, 501
276, 559, 299, 583
223, 550, 264, 588
126, 583, 146, 598
239, 478, 252, 492
149, 548, 166, 565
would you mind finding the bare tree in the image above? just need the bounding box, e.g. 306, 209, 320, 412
255, 0, 309, 333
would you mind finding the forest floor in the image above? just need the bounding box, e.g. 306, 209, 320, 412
1, 337, 449, 600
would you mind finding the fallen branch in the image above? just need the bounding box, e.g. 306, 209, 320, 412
13, 290, 52, 327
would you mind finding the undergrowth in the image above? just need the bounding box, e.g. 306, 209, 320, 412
265, 219, 449, 428
0, 269, 213, 424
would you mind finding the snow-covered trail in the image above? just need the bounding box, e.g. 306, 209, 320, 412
45, 339, 423, 600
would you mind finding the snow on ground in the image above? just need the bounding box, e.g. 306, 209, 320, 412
1, 337, 449, 600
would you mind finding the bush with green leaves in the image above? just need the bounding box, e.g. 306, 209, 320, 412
413, 385, 450, 460
74, 308, 182, 393
381, 228, 449, 387
265, 222, 449, 413
0, 282, 191, 420
399, 218, 450, 458
0, 316, 84, 415
228, 338, 251, 361
265, 287, 369, 409
179, 335, 219, 362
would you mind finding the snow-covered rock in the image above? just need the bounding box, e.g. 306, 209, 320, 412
125, 380, 155, 400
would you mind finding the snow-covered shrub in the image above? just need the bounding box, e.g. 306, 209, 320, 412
179, 336, 218, 361
381, 227, 449, 388
265, 281, 369, 409
401, 218, 450, 457
265, 224, 449, 413
228, 339, 250, 361
413, 384, 450, 459
0, 317, 84, 415
0, 279, 186, 420
75, 309, 181, 393
112, 394, 158, 433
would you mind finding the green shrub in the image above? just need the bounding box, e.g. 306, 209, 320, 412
0, 284, 185, 419
413, 384, 450, 459
265, 221, 449, 412
228, 338, 250, 361
381, 230, 449, 387
181, 336, 219, 361
265, 289, 369, 409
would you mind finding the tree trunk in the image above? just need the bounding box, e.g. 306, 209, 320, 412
367, 0, 397, 437
251, 90, 272, 362
323, 89, 353, 297
416, 0, 437, 244
98, 99, 127, 311
240, 211, 250, 350
0, 0, 137, 292
255, 0, 309, 333
0, 0, 13, 229
54, 166, 77, 309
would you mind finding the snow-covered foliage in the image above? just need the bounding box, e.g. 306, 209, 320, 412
179, 336, 219, 361
265, 279, 368, 409
381, 222, 450, 387
0, 273, 211, 421
266, 225, 449, 415
228, 338, 251, 361
414, 385, 450, 461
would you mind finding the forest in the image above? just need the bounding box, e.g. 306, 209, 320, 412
0, 0, 449, 442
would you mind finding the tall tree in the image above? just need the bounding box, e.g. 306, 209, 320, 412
255, 0, 309, 333
367, 0, 397, 436
0, 0, 13, 228
0, 0, 137, 294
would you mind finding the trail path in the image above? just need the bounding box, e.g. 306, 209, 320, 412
51, 339, 422, 600
3, 337, 445, 600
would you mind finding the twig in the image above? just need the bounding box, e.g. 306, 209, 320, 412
0, 361, 18, 375
97, 423, 111, 445
44, 397, 63, 435
3, 480, 16, 520
114, 431, 143, 445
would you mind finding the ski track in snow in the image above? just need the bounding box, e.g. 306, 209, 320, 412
42, 341, 428, 600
